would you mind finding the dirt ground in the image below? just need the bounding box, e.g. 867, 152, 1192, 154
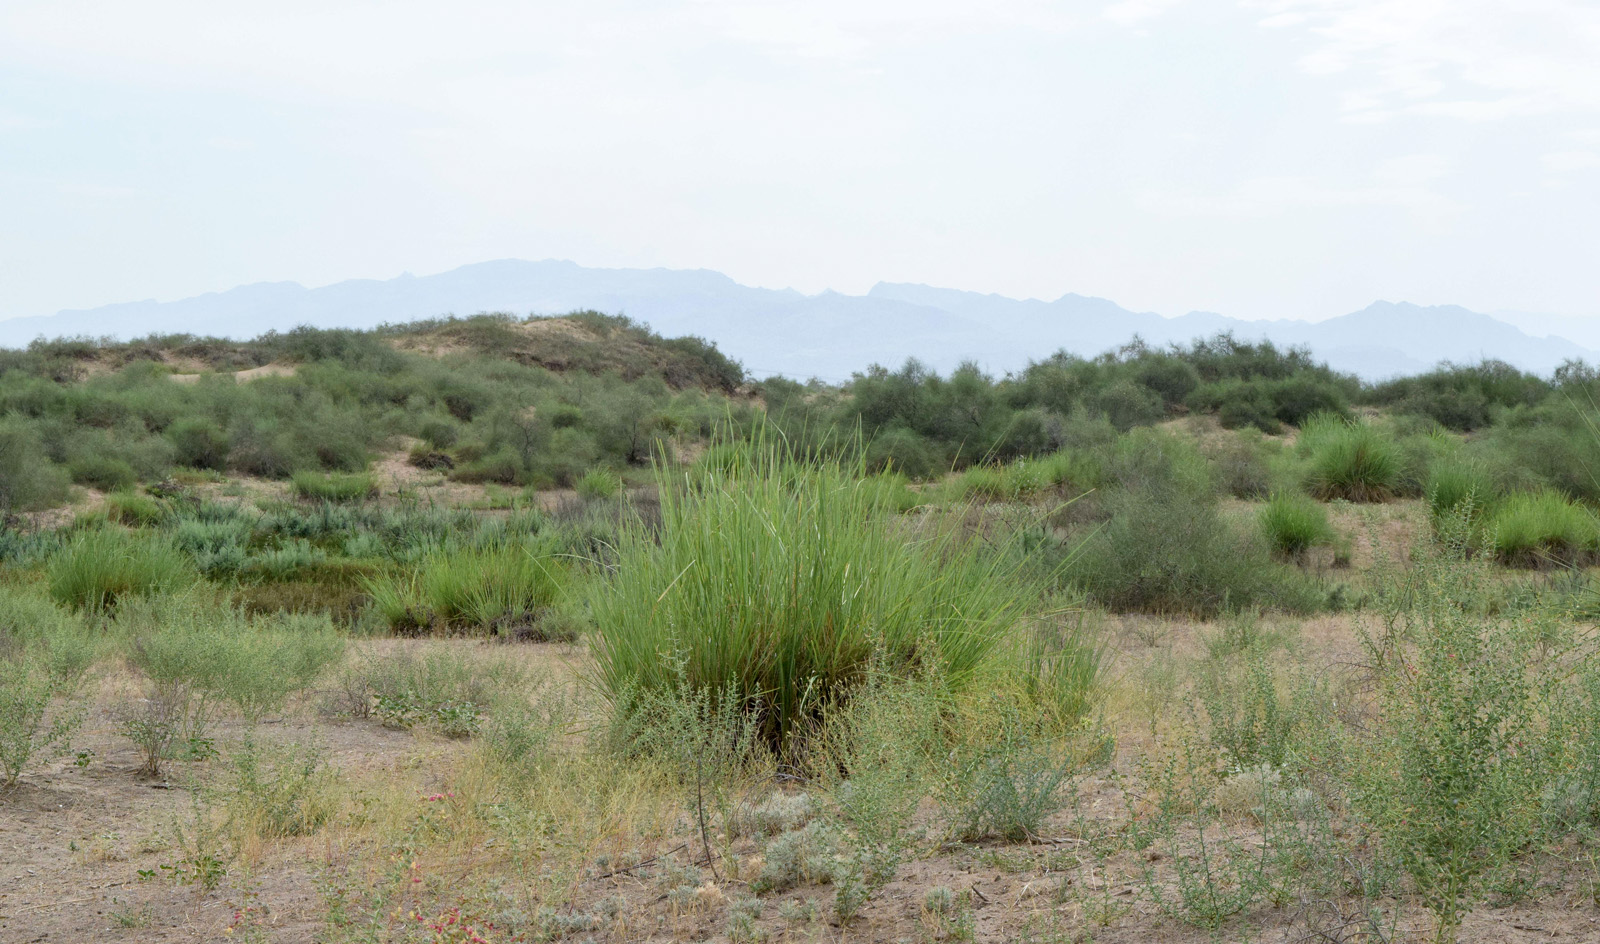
6, 618, 1600, 943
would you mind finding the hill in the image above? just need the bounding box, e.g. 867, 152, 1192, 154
3, 259, 1593, 380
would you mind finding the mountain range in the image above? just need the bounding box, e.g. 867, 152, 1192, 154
2, 259, 1593, 381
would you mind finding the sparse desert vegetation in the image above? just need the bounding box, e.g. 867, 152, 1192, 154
7, 317, 1600, 943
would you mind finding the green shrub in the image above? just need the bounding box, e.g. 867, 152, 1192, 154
575, 467, 623, 500
219, 736, 337, 840
290, 471, 377, 503
944, 699, 1078, 842
1259, 492, 1334, 558
1486, 490, 1599, 566
1347, 542, 1569, 943
67, 454, 138, 492
1300, 415, 1400, 502
590, 444, 1040, 751
1073, 437, 1321, 616
0, 417, 72, 512
47, 527, 195, 611
0, 593, 97, 789
167, 418, 230, 471
864, 427, 940, 480
122, 598, 346, 721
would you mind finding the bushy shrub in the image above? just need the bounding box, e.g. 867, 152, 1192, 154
167, 418, 230, 470
0, 418, 72, 512
47, 527, 195, 611
0, 592, 97, 789
1073, 434, 1321, 616
590, 444, 1040, 751
863, 427, 940, 480
1259, 492, 1335, 558
67, 454, 137, 492
1347, 541, 1570, 943
1300, 414, 1401, 502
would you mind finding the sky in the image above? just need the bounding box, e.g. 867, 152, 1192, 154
2, 1, 1598, 327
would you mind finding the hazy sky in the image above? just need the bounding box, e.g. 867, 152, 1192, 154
3, 1, 1598, 325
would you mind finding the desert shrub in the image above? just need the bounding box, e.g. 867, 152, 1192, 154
167, 418, 230, 470
0, 418, 72, 512
219, 735, 338, 841
1073, 436, 1321, 616
0, 593, 97, 789
1094, 379, 1164, 432
343, 647, 526, 737
1259, 492, 1334, 558
944, 698, 1079, 842
1198, 650, 1320, 771
67, 453, 137, 492
47, 527, 195, 611
1299, 414, 1400, 502
122, 596, 346, 723
590, 443, 1039, 752
1486, 490, 1599, 566
864, 427, 939, 479
576, 467, 623, 500
417, 418, 459, 449
1206, 433, 1276, 499
1346, 540, 1572, 943
810, 670, 949, 890
290, 471, 377, 503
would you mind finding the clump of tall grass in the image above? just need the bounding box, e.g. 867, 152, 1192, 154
1258, 492, 1335, 558
941, 450, 1096, 503
590, 443, 1042, 751
46, 527, 195, 611
576, 467, 623, 500
364, 542, 568, 636
1486, 490, 1599, 567
1299, 414, 1401, 502
1426, 459, 1497, 520
290, 471, 377, 503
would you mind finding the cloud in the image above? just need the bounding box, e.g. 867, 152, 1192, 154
1102, 0, 1187, 28
1246, 0, 1600, 121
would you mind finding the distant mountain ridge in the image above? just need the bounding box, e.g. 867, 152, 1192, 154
2, 259, 1592, 381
